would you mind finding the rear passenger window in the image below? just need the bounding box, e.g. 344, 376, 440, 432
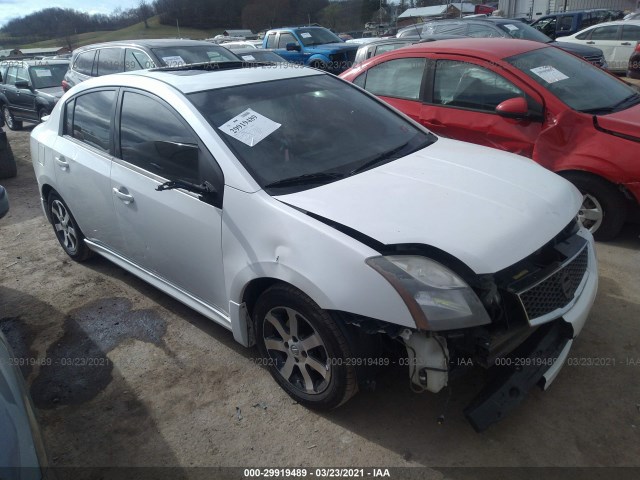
68, 90, 116, 152
361, 58, 426, 100
74, 51, 96, 76
266, 33, 277, 49
559, 16, 573, 32
119, 92, 201, 183
97, 48, 123, 76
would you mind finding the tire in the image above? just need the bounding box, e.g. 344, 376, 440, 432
2, 105, 22, 131
38, 108, 48, 123
47, 191, 93, 261
0, 141, 17, 179
562, 172, 627, 241
254, 284, 357, 410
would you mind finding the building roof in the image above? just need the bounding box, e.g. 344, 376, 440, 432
19, 47, 66, 54
398, 3, 476, 19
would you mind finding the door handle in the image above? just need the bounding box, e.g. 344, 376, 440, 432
621, 42, 632, 46
586, 41, 595, 44
54, 155, 69, 171
112, 187, 134, 204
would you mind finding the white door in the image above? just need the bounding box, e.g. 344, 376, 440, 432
110, 89, 228, 312
51, 89, 125, 252
614, 24, 640, 72
584, 24, 622, 69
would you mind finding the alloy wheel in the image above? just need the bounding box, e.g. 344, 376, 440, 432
578, 193, 603, 234
51, 199, 79, 254
263, 306, 331, 395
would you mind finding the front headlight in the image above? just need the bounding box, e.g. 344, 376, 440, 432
366, 255, 491, 331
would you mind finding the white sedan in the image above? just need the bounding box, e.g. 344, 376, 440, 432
30, 62, 597, 431
560, 20, 640, 72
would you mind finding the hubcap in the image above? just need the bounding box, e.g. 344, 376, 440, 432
578, 193, 603, 234
51, 199, 78, 253
263, 306, 330, 395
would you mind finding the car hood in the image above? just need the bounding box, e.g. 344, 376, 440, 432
594, 102, 640, 141
275, 139, 581, 274
552, 41, 604, 57
306, 42, 358, 53
36, 86, 65, 100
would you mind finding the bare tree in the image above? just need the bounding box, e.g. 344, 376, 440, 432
138, 0, 154, 28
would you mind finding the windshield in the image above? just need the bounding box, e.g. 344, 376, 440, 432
151, 46, 239, 66
296, 28, 343, 46
507, 47, 638, 113
29, 64, 68, 89
497, 21, 553, 42
188, 74, 434, 193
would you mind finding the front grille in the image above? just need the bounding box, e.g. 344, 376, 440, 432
517, 246, 589, 322
583, 54, 605, 67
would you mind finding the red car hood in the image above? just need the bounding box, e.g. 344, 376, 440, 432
594, 103, 640, 141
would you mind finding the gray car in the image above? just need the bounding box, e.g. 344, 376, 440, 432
62, 39, 241, 92
0, 60, 69, 130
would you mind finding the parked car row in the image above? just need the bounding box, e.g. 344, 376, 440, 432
30, 58, 598, 431
341, 38, 640, 240
529, 8, 625, 39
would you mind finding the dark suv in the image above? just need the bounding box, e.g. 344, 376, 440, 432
263, 26, 358, 73
63, 39, 240, 91
0, 60, 69, 130
397, 17, 607, 68
530, 9, 623, 39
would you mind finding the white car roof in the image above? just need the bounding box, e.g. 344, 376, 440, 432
74, 64, 324, 95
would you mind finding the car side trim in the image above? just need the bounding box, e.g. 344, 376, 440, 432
84, 239, 233, 330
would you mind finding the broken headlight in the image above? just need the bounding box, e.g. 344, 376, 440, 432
366, 255, 491, 331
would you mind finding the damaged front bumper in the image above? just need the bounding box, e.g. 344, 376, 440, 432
402, 230, 598, 431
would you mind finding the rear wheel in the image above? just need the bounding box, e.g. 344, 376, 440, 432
254, 284, 357, 409
562, 172, 627, 241
47, 192, 93, 261
2, 105, 22, 131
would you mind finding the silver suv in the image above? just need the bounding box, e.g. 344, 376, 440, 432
62, 39, 240, 92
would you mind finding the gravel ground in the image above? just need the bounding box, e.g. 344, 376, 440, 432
1, 123, 639, 479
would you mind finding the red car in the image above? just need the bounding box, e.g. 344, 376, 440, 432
340, 38, 640, 240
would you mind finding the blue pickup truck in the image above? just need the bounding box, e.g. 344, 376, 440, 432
262, 26, 358, 73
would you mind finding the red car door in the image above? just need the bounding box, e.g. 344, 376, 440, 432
420, 56, 546, 158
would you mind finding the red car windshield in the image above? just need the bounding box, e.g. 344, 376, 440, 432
507, 47, 640, 113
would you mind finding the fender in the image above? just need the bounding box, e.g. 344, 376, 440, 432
306, 54, 331, 67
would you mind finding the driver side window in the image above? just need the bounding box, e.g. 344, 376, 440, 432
278, 33, 298, 49
433, 60, 524, 112
119, 91, 221, 187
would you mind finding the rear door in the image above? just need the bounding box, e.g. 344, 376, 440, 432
51, 89, 124, 251
110, 89, 227, 311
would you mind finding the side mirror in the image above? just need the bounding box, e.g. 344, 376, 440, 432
495, 97, 529, 120
15, 80, 31, 90
286, 42, 301, 51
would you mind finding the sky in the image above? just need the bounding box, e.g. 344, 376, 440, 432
0, 0, 144, 28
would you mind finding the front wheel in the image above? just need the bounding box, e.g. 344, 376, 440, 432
254, 284, 357, 409
47, 192, 93, 261
2, 105, 22, 131
562, 172, 627, 241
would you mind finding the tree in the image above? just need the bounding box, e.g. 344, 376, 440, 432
138, 0, 154, 28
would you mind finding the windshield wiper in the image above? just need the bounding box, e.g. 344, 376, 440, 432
264, 171, 344, 189
348, 137, 435, 177
581, 93, 640, 114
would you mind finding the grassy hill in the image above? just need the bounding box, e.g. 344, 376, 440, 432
9, 16, 225, 49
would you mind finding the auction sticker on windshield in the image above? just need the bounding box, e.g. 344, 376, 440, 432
219, 108, 281, 147
33, 69, 52, 77
504, 24, 519, 31
300, 32, 312, 38
162, 55, 185, 66
530, 66, 569, 83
